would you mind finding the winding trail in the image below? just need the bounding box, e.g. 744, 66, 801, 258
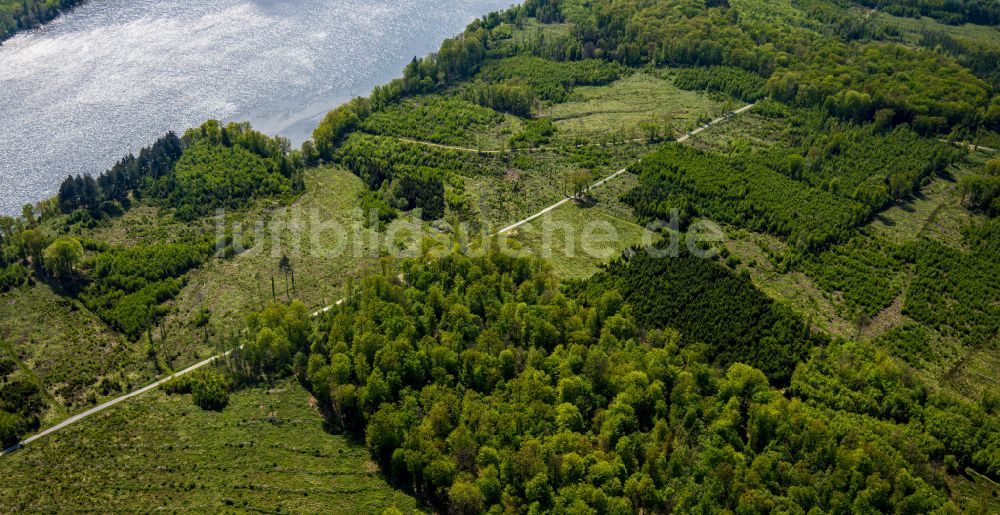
496, 103, 755, 235
1, 300, 342, 456
938, 139, 997, 153
2, 103, 754, 456
397, 136, 650, 154
397, 103, 754, 156
3, 349, 238, 455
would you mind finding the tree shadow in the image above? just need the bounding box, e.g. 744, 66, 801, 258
874, 213, 896, 227
573, 195, 597, 208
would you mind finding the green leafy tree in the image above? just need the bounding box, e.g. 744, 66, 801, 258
43, 236, 83, 281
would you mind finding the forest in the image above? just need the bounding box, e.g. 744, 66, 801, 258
363, 0, 996, 136
79, 241, 210, 340
624, 143, 865, 252
855, 0, 1000, 26
163, 250, 1000, 514
579, 246, 822, 383
672, 66, 767, 102
57, 120, 304, 221
332, 134, 481, 223
3, 0, 1000, 510
361, 96, 506, 147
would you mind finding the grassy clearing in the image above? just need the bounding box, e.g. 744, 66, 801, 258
15, 166, 426, 398
687, 111, 788, 154
719, 228, 857, 338
547, 73, 729, 144
946, 470, 1000, 514
463, 143, 649, 232
0, 284, 153, 421
876, 11, 1000, 51
0, 378, 419, 513
866, 157, 989, 248
154, 166, 427, 372
505, 187, 648, 280
943, 343, 1000, 402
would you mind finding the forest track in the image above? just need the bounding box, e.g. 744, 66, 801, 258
938, 139, 997, 153
1, 300, 342, 455
496, 103, 755, 235
2, 104, 754, 455
396, 136, 651, 154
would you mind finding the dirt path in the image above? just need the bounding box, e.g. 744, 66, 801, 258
2, 103, 755, 456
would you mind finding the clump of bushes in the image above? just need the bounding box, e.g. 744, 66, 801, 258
163, 369, 230, 411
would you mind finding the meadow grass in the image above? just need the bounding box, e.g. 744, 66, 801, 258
0, 283, 154, 421
865, 156, 989, 249
547, 73, 729, 144
152, 166, 426, 372
717, 227, 857, 338
462, 143, 649, 232
505, 176, 649, 280
0, 377, 420, 513
875, 11, 1000, 51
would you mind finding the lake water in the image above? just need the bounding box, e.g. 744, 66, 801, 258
0, 0, 511, 215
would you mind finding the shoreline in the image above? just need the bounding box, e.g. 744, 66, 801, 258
0, 0, 87, 44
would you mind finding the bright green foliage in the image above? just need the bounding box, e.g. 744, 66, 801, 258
769, 42, 990, 132
80, 243, 208, 340
508, 118, 555, 149
334, 134, 480, 221
309, 0, 999, 158
42, 236, 83, 281
961, 173, 1000, 216
917, 29, 1000, 93
57, 120, 303, 221
208, 251, 984, 513
361, 96, 505, 146
163, 369, 230, 411
0, 0, 83, 42
58, 133, 183, 216
873, 323, 936, 366
158, 121, 302, 219
335, 134, 481, 185
477, 56, 625, 103
626, 107, 958, 254
899, 238, 1000, 345
793, 339, 1000, 476
357, 191, 399, 230
962, 217, 1000, 262
313, 98, 371, 160
792, 340, 926, 422
191, 372, 229, 411
742, 106, 958, 213
234, 301, 311, 380
625, 143, 865, 251
673, 66, 767, 101
801, 237, 905, 318
521, 0, 991, 133
462, 81, 536, 117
